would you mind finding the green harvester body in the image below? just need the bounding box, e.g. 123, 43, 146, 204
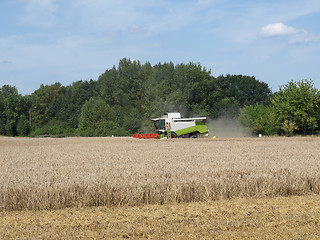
151, 112, 208, 138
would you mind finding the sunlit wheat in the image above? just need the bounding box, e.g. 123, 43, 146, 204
1, 136, 319, 211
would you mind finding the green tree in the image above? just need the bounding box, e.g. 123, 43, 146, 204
215, 75, 272, 106
272, 79, 320, 135
30, 83, 62, 127
17, 114, 30, 136
145, 62, 176, 116
97, 66, 122, 106
0, 85, 28, 136
122, 107, 142, 134
47, 80, 97, 129
78, 97, 124, 136
214, 97, 241, 120
97, 58, 152, 134
1, 59, 276, 137
239, 104, 280, 135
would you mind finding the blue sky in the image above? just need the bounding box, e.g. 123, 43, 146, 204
1, 0, 320, 95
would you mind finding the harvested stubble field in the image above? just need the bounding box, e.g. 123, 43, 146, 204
1, 136, 320, 239
1, 195, 320, 239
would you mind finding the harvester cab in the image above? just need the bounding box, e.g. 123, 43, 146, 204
151, 112, 208, 138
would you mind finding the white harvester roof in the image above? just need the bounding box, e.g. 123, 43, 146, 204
162, 112, 181, 119
151, 112, 206, 122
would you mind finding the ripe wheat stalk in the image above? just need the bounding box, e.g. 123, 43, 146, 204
1, 137, 319, 211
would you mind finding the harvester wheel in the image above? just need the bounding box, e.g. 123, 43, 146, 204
190, 133, 198, 138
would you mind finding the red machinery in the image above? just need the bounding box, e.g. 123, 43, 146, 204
132, 133, 159, 139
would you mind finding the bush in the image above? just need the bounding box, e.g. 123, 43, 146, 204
239, 104, 280, 135
29, 125, 49, 137
272, 79, 320, 135
29, 119, 77, 137
0, 118, 6, 135
5, 119, 17, 136
78, 97, 123, 137
17, 115, 30, 136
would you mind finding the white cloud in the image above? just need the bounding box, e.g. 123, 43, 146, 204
259, 23, 299, 37
259, 22, 320, 44
289, 32, 320, 44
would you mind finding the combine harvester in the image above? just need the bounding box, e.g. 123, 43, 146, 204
133, 112, 208, 139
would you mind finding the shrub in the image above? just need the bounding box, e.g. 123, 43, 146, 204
17, 115, 30, 136
239, 104, 280, 135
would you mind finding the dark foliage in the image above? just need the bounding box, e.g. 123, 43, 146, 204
1, 58, 291, 137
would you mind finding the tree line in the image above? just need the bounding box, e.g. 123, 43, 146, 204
1, 58, 319, 137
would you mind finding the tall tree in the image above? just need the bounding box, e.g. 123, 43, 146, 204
272, 79, 320, 135
0, 85, 28, 136
47, 80, 97, 129
78, 97, 124, 136
30, 83, 62, 127
239, 104, 280, 135
1, 59, 276, 136
215, 75, 272, 106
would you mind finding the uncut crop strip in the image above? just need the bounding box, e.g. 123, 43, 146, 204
1, 137, 320, 211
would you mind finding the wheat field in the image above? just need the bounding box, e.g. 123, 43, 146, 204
1, 136, 320, 212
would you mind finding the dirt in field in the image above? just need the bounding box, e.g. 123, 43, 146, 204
1, 195, 320, 239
